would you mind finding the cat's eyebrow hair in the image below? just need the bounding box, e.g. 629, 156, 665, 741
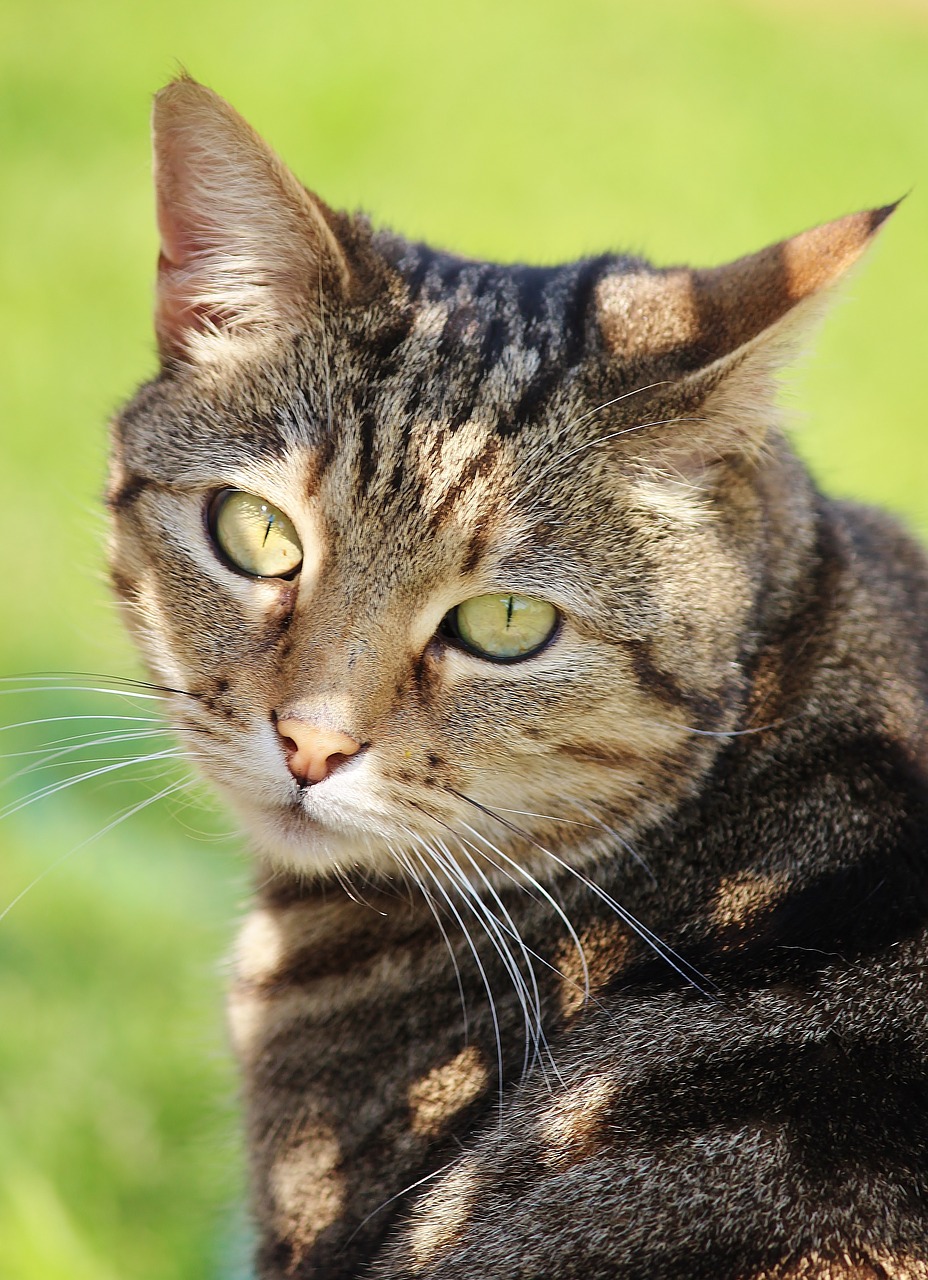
106, 473, 156, 511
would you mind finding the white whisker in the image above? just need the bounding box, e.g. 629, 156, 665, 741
0, 713, 163, 736
508, 414, 705, 513
568, 799, 658, 886
0, 749, 185, 821
455, 795, 717, 999
445, 808, 591, 1004
0, 684, 170, 702
442, 833, 563, 1088
0, 776, 193, 925
401, 832, 505, 1118
428, 834, 542, 1083
509, 381, 672, 484
3, 729, 175, 781
344, 1157, 459, 1247
390, 843, 470, 1044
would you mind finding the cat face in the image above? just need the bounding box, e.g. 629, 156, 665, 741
107, 79, 891, 881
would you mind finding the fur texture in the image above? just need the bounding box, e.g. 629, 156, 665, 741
107, 79, 928, 1278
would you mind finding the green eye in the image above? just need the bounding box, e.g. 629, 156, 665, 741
209, 490, 303, 578
445, 594, 558, 662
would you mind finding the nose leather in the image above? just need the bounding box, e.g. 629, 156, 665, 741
275, 717, 362, 785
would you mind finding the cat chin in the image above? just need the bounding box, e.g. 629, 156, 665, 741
233, 799, 398, 878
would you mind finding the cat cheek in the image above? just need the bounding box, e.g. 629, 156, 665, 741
258, 587, 299, 653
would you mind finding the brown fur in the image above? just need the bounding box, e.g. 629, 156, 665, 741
108, 80, 928, 1278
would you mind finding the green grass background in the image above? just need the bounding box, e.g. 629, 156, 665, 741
1, 0, 927, 1275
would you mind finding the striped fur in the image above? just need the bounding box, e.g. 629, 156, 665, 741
107, 80, 928, 1278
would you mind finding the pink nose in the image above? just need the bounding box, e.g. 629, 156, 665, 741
275, 717, 362, 785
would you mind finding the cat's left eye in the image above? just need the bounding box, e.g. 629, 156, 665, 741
208, 490, 303, 578
442, 594, 559, 662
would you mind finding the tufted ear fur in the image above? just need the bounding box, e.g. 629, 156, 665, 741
596, 205, 898, 470
153, 77, 352, 365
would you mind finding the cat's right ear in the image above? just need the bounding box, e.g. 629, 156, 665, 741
152, 77, 351, 365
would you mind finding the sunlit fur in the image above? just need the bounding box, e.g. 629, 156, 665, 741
105, 79, 928, 1280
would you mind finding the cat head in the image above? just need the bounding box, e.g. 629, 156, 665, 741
107, 78, 892, 882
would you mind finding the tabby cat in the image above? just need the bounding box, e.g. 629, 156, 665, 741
107, 78, 928, 1278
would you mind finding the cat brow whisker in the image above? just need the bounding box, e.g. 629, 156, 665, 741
510, 380, 673, 482
508, 414, 706, 514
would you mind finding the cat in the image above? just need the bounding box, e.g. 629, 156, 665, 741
106, 77, 928, 1279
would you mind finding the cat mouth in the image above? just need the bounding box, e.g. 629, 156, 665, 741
240, 786, 394, 859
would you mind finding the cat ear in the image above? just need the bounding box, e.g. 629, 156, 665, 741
152, 77, 352, 364
596, 204, 898, 463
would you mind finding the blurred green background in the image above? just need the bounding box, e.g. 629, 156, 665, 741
2, 0, 927, 1276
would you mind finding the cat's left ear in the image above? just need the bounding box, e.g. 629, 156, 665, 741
152, 77, 352, 365
596, 204, 898, 459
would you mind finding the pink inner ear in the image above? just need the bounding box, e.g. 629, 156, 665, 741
155, 255, 235, 351
154, 152, 255, 351
149, 79, 355, 360
156, 184, 198, 270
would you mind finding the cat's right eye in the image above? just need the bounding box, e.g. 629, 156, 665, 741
208, 490, 303, 578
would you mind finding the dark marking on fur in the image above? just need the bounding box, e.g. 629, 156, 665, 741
427, 435, 500, 533
555, 741, 642, 770
368, 309, 415, 376
612, 1031, 928, 1185
106, 473, 153, 511
626, 638, 711, 717
460, 529, 488, 577
356, 407, 378, 492
562, 256, 611, 366
109, 569, 139, 600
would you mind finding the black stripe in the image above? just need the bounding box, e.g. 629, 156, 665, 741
499, 359, 560, 435
426, 436, 499, 532
106, 473, 152, 511
562, 256, 611, 366
511, 264, 553, 328
626, 638, 723, 723
612, 1031, 928, 1183
356, 407, 378, 492
368, 309, 415, 376
614, 738, 928, 994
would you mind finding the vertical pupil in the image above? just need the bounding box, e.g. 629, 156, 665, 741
505, 596, 514, 628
